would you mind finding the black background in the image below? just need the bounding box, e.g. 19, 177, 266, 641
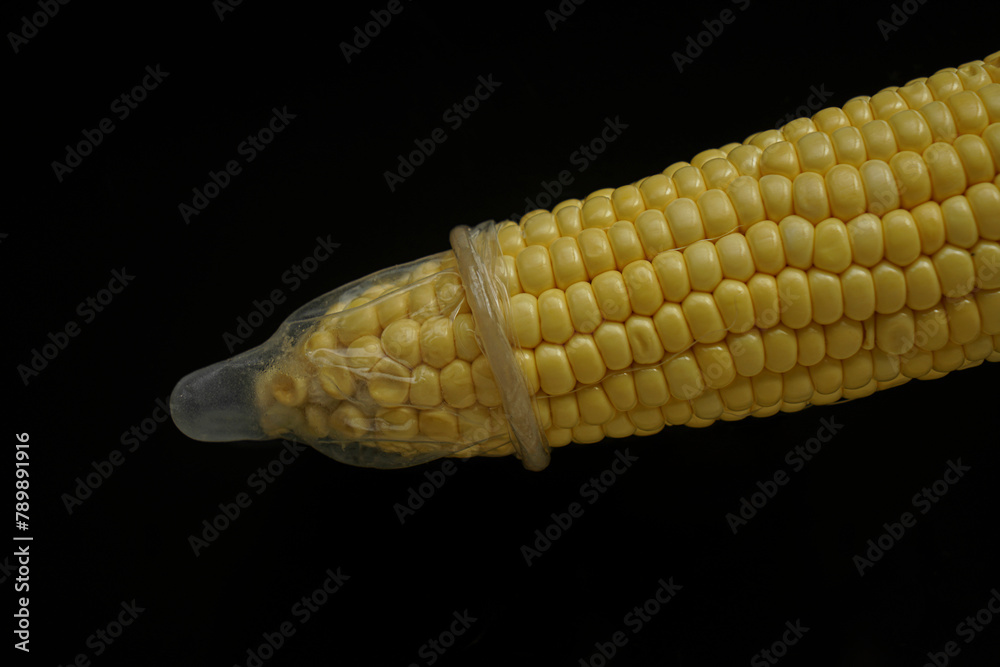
7, 0, 1000, 665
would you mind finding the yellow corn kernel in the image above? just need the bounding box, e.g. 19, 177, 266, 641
890, 151, 933, 209
652, 250, 692, 302
578, 228, 616, 278
577, 385, 615, 425
825, 318, 864, 360
872, 260, 908, 314
665, 351, 704, 401
762, 324, 798, 373
523, 211, 560, 247
592, 270, 632, 322
882, 209, 922, 265
919, 101, 958, 142
701, 157, 739, 191
779, 216, 815, 270
608, 221, 645, 268
565, 282, 602, 333
889, 110, 933, 153
637, 174, 678, 211
726, 176, 766, 232
653, 302, 694, 354
714, 279, 755, 333
747, 272, 781, 329
746, 220, 786, 275
946, 90, 989, 135
622, 260, 664, 317
555, 203, 584, 237
684, 240, 723, 292
369, 358, 411, 407
831, 126, 867, 166
698, 189, 739, 237
844, 96, 875, 127
538, 289, 574, 344
967, 183, 1000, 241
516, 245, 556, 296
612, 185, 645, 222
471, 356, 501, 407
861, 120, 898, 162
795, 195, 838, 242
271, 372, 308, 407
954, 134, 995, 186
808, 269, 843, 325
933, 245, 976, 298
728, 330, 765, 377
928, 70, 964, 100
796, 132, 837, 175
897, 79, 933, 109
338, 298, 381, 344
329, 404, 368, 439
634, 209, 675, 257
875, 308, 916, 355
776, 267, 812, 329
715, 233, 755, 282
594, 321, 633, 370
565, 333, 607, 385
783, 117, 818, 143
861, 160, 900, 215
924, 142, 967, 201
682, 292, 728, 344
665, 197, 706, 248
904, 257, 942, 310
971, 240, 1000, 289
535, 343, 576, 396
870, 90, 908, 120
549, 236, 588, 290
826, 164, 867, 221
946, 295, 982, 344
761, 141, 800, 179
581, 196, 616, 229
452, 313, 480, 362
510, 293, 541, 349
942, 195, 980, 248
673, 165, 708, 200
634, 367, 669, 407
602, 372, 638, 411
625, 316, 665, 365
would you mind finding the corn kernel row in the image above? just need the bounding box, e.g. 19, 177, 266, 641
539, 336, 999, 444
506, 133, 999, 256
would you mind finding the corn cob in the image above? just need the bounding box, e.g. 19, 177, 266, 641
170, 51, 1000, 471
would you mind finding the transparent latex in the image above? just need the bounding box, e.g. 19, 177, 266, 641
171, 221, 549, 469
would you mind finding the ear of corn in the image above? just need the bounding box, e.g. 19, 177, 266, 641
171, 51, 1000, 470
